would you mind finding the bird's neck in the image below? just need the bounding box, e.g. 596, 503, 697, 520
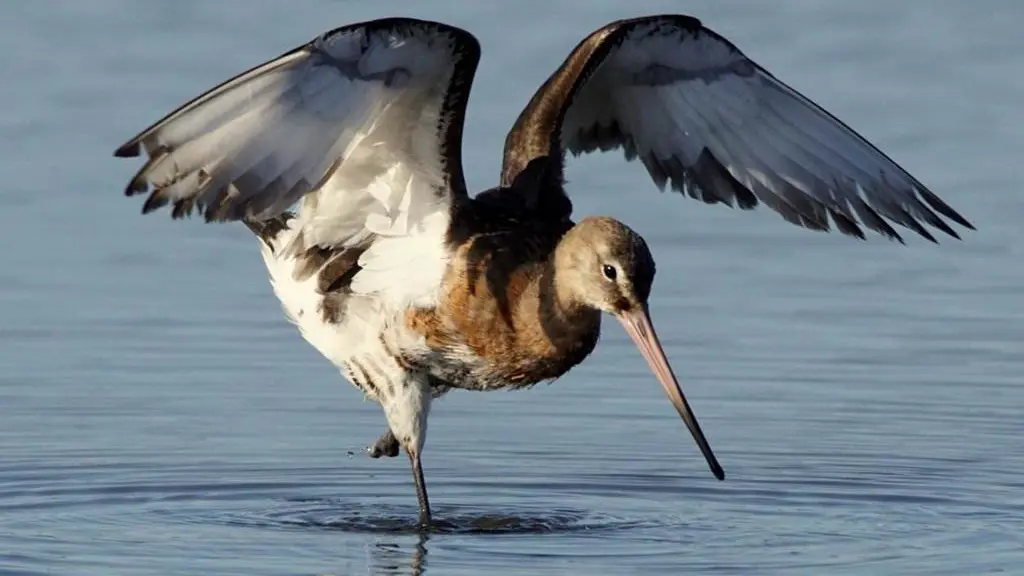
550, 244, 581, 317
540, 240, 601, 350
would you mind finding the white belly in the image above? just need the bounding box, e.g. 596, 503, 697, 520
254, 226, 420, 393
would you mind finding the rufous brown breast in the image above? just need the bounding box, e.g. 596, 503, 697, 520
407, 228, 600, 390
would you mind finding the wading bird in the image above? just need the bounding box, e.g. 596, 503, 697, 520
114, 15, 973, 527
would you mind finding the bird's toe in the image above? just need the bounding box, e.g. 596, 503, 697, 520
367, 429, 401, 458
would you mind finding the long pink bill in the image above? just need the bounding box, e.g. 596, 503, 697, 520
617, 306, 725, 481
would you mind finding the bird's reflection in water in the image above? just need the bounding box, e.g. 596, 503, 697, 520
314, 506, 594, 574
368, 533, 429, 576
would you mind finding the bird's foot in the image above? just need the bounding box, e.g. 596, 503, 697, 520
367, 429, 400, 459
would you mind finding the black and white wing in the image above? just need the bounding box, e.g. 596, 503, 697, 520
501, 15, 973, 243
115, 18, 480, 308
117, 17, 479, 224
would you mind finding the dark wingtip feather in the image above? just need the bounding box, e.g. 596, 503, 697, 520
114, 141, 141, 158
734, 185, 758, 210
171, 197, 196, 219
829, 209, 866, 241
123, 146, 169, 196
917, 187, 976, 231
896, 207, 939, 244
915, 206, 962, 241
687, 148, 761, 210
853, 199, 905, 244
141, 190, 169, 214
798, 213, 830, 232
932, 218, 961, 241
124, 177, 148, 197
204, 197, 238, 223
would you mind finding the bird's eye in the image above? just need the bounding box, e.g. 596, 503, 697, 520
602, 264, 617, 281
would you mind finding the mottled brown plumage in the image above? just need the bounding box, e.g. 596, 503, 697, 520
409, 218, 609, 389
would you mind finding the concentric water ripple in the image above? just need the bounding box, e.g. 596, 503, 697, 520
203, 499, 652, 535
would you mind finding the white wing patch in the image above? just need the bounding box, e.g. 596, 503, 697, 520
117, 18, 481, 312
119, 21, 475, 222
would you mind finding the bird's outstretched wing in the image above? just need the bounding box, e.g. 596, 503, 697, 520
117, 18, 479, 226
115, 18, 481, 309
501, 15, 973, 243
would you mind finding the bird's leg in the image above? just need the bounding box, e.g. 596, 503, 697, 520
367, 428, 400, 458
409, 451, 431, 528
366, 427, 431, 525
379, 373, 433, 528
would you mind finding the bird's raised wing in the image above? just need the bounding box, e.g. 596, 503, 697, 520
116, 17, 479, 231
501, 15, 973, 242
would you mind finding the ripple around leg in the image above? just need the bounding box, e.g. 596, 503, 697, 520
205, 497, 666, 535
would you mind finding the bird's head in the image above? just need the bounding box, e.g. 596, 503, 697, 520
556, 215, 725, 481
557, 216, 656, 315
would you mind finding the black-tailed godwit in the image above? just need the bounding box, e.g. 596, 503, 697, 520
114, 15, 973, 527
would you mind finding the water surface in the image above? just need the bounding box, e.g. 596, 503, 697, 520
2, 1, 1023, 574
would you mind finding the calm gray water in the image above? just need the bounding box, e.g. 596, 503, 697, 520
2, 1, 1023, 574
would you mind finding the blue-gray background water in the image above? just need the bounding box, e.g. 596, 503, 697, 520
2, 1, 1022, 574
